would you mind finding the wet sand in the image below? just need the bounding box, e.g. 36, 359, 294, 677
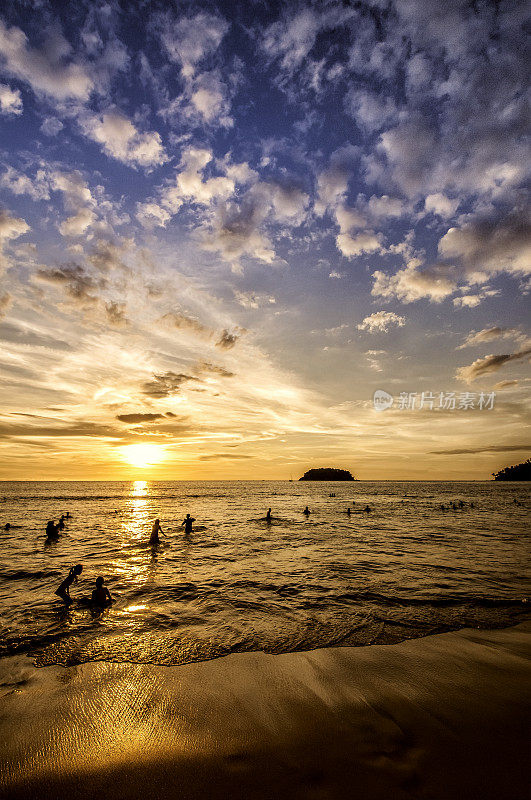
1, 623, 529, 800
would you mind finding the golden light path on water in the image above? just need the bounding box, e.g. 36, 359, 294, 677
112, 481, 156, 627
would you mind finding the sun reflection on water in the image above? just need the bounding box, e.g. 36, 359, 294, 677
132, 480, 148, 497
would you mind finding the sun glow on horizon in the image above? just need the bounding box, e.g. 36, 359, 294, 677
121, 444, 167, 469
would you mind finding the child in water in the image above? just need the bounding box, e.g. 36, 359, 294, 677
91, 576, 112, 607
55, 564, 83, 604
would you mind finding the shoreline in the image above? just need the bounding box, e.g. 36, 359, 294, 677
1, 623, 529, 799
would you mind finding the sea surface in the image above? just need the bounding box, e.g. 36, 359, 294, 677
0, 480, 529, 668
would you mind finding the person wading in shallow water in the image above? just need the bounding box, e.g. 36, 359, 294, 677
55, 564, 83, 604
181, 513, 195, 535
91, 576, 112, 607
150, 518, 163, 544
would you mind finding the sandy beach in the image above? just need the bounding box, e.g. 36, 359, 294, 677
0, 622, 529, 800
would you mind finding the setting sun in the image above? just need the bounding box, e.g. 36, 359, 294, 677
121, 444, 167, 469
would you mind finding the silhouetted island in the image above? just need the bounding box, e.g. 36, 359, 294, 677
299, 468, 355, 481
492, 459, 530, 481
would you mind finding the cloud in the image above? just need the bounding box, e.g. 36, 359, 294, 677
136, 201, 171, 228
105, 301, 127, 327
0, 321, 71, 350
452, 289, 499, 308
142, 371, 198, 398
315, 145, 360, 211
493, 380, 519, 390
160, 311, 213, 338
429, 444, 531, 455
0, 20, 93, 100
189, 70, 233, 126
234, 290, 275, 309
261, 5, 354, 90
337, 230, 382, 258
116, 413, 163, 424
0, 292, 11, 318
35, 264, 102, 304
156, 11, 229, 73
216, 329, 242, 349
154, 11, 235, 128
456, 348, 531, 383
372, 260, 456, 303
197, 361, 235, 378
438, 208, 531, 280
79, 110, 167, 167
198, 453, 252, 461
344, 89, 398, 133
0, 208, 29, 273
458, 327, 525, 349
40, 116, 64, 136
0, 82, 22, 114
357, 311, 406, 334
59, 206, 96, 236
0, 166, 49, 200
424, 193, 459, 218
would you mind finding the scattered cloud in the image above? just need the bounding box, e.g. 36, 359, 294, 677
79, 110, 167, 167
357, 311, 406, 334
456, 348, 531, 383
458, 327, 526, 350
0, 20, 93, 100
216, 328, 243, 349
0, 82, 22, 114
142, 371, 198, 398
116, 413, 163, 423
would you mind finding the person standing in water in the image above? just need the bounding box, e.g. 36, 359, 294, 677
266, 508, 272, 522
346, 507, 351, 517
182, 513, 195, 535
150, 518, 163, 544
303, 506, 310, 516
46, 520, 58, 538
91, 576, 112, 607
55, 564, 83, 604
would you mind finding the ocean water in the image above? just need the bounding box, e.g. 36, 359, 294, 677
0, 480, 529, 668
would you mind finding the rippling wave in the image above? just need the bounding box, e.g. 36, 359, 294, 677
0, 479, 529, 667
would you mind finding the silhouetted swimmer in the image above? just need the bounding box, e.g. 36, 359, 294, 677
364, 505, 371, 513
55, 564, 82, 604
150, 518, 163, 544
346, 507, 351, 517
266, 508, 272, 522
57, 516, 65, 530
91, 576, 112, 607
46, 520, 59, 538
4, 522, 10, 530
182, 513, 196, 534
458, 500, 464, 508
65, 512, 71, 519
303, 506, 310, 516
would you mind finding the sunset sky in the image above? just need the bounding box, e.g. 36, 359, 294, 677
0, 0, 529, 480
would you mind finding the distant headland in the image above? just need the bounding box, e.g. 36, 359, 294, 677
492, 459, 530, 481
299, 468, 355, 481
